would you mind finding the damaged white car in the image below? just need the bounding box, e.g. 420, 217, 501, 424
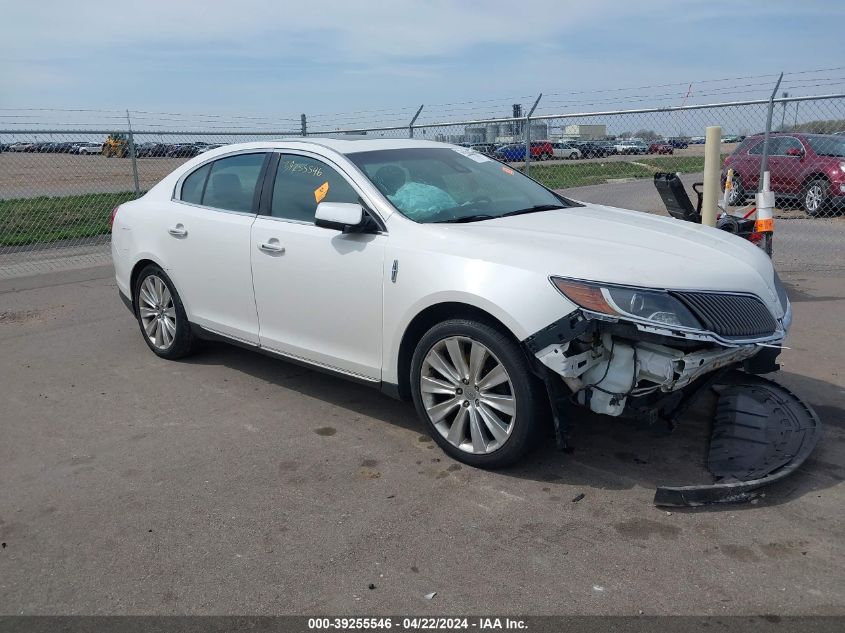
112, 139, 818, 505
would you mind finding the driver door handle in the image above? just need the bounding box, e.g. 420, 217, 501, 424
259, 242, 285, 254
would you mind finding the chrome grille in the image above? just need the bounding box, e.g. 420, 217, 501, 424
671, 291, 778, 338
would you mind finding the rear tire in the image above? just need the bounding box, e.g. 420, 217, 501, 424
802, 178, 830, 217
133, 264, 196, 359
410, 319, 544, 468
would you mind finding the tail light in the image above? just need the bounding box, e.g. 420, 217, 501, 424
110, 206, 120, 230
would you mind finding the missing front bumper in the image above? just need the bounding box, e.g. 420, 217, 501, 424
654, 371, 821, 507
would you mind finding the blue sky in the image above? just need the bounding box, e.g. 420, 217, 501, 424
2, 0, 843, 126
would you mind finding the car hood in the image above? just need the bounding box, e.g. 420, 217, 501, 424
424, 202, 784, 316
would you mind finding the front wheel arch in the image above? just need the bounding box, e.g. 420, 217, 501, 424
396, 302, 522, 402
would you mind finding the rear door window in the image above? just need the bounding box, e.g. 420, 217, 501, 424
202, 153, 267, 212
778, 137, 803, 155
179, 153, 267, 212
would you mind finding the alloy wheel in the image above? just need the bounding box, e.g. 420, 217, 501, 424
138, 275, 177, 350
419, 336, 516, 454
805, 185, 823, 214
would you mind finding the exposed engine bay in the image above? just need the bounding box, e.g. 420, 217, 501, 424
535, 331, 758, 417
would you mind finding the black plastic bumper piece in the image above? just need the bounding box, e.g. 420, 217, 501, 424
654, 371, 821, 507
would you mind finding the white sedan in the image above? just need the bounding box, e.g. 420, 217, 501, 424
551, 142, 582, 159
112, 139, 790, 467
76, 142, 102, 155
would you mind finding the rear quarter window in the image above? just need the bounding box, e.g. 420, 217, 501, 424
181, 163, 211, 204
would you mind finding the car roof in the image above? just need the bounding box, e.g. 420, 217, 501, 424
175, 137, 467, 163
281, 137, 452, 154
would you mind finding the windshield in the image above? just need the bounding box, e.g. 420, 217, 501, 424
348, 147, 574, 223
806, 135, 845, 158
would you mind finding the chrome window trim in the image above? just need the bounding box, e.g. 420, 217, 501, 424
170, 199, 258, 217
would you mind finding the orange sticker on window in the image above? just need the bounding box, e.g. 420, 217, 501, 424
314, 181, 329, 203
502, 166, 514, 175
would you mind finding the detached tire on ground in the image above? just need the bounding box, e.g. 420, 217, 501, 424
410, 319, 544, 468
133, 264, 196, 359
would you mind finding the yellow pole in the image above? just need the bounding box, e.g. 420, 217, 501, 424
701, 125, 721, 227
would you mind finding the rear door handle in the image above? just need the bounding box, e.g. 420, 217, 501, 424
259, 241, 285, 254
168, 225, 188, 237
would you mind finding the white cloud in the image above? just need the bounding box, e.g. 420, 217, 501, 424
5, 0, 624, 61
2, 0, 841, 116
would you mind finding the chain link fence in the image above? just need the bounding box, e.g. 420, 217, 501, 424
2, 94, 844, 278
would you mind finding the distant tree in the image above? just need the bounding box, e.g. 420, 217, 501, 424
787, 118, 845, 133
634, 129, 660, 141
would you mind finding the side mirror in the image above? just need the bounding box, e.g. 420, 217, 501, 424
786, 147, 804, 157
315, 202, 368, 232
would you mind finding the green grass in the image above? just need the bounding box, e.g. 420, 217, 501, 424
529, 161, 654, 189
0, 191, 140, 247
529, 155, 725, 190
637, 155, 712, 173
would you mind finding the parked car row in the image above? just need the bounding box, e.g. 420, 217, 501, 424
0, 140, 225, 157
456, 137, 693, 162
136, 142, 224, 158
6, 141, 77, 153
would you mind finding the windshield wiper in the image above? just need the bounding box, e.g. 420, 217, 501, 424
499, 204, 565, 218
435, 214, 497, 223
435, 204, 565, 224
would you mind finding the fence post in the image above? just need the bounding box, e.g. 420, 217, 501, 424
758, 73, 783, 191
701, 125, 722, 227
408, 105, 424, 139
126, 110, 140, 197
523, 93, 542, 176
301, 114, 307, 137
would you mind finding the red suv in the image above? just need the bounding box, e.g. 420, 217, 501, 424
530, 141, 554, 160
648, 141, 674, 154
722, 132, 845, 216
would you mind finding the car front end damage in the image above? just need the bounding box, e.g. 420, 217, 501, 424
524, 276, 820, 507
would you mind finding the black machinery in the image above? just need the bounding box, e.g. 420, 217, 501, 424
653, 172, 762, 244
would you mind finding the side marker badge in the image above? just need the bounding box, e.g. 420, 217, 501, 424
391, 259, 399, 283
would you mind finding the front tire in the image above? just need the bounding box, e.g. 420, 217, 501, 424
803, 178, 830, 217
410, 319, 544, 468
133, 264, 196, 359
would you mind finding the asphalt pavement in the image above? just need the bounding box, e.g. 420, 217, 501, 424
0, 265, 843, 615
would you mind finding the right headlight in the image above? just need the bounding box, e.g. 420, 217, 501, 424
551, 277, 702, 330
